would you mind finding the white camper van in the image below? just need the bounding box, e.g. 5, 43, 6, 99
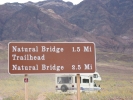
55, 72, 101, 93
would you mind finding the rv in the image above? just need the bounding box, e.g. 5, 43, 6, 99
55, 72, 101, 93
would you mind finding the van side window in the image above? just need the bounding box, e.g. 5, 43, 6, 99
57, 77, 72, 84
83, 79, 89, 83
90, 77, 93, 83
75, 77, 81, 83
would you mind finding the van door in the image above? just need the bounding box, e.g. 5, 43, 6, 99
89, 76, 94, 88
80, 76, 90, 91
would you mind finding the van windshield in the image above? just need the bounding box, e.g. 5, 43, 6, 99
93, 74, 98, 78
57, 77, 72, 84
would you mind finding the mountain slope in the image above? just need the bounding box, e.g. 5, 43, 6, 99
35, 0, 73, 15
0, 3, 24, 40
62, 0, 113, 36
0, 0, 133, 53
63, 0, 133, 36
61, 0, 133, 52
1, 4, 87, 41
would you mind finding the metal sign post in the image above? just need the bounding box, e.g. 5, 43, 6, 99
24, 74, 28, 100
77, 74, 80, 100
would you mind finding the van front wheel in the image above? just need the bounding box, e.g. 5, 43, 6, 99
61, 85, 68, 92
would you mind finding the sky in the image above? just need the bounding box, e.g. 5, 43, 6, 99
0, 0, 83, 5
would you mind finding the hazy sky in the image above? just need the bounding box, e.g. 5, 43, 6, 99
0, 0, 83, 5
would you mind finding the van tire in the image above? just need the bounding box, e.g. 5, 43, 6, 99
61, 85, 68, 92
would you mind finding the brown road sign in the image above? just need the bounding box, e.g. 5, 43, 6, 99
8, 42, 96, 74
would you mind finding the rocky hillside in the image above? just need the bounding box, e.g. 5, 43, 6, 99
0, 2, 87, 41
35, 0, 73, 15
0, 0, 133, 53
63, 0, 133, 35
62, 0, 133, 52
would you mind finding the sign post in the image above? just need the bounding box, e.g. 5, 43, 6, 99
77, 74, 80, 100
24, 74, 28, 100
8, 42, 96, 100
